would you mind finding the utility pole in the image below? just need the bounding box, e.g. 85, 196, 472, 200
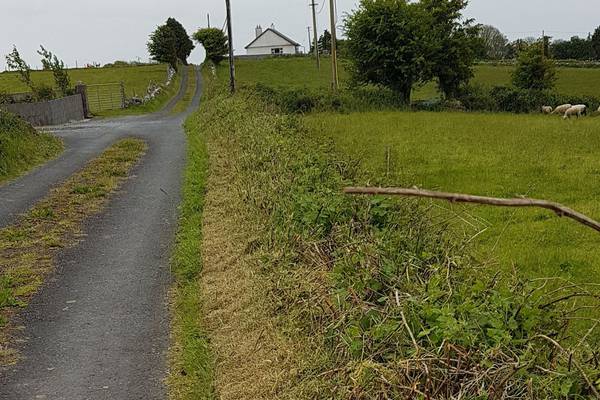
208, 13, 211, 28
329, 0, 339, 91
310, 1, 321, 69
225, 0, 236, 94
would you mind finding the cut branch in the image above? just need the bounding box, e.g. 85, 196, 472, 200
344, 187, 600, 234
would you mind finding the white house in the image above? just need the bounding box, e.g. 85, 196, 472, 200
245, 25, 301, 56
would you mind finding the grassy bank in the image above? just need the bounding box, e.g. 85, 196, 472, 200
185, 68, 600, 398
0, 110, 63, 184
167, 101, 212, 399
0, 138, 147, 364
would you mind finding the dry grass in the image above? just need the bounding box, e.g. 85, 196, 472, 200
0, 138, 147, 365
201, 132, 324, 399
201, 136, 287, 399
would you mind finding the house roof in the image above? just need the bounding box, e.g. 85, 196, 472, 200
244, 28, 301, 49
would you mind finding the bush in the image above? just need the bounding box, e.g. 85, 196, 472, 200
32, 84, 56, 102
513, 41, 557, 90
252, 83, 406, 114
455, 84, 600, 113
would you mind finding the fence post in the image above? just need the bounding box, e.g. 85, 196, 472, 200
120, 82, 126, 109
75, 82, 90, 118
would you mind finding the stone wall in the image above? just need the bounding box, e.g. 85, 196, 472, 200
0, 94, 85, 126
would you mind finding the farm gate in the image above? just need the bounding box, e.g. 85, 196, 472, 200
86, 82, 126, 113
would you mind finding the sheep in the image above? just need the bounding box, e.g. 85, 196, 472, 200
542, 106, 553, 114
597, 105, 600, 113
552, 104, 572, 115
563, 105, 587, 119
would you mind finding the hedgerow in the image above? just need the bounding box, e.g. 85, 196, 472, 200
197, 67, 600, 398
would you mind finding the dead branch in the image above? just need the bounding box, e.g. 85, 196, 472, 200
344, 187, 600, 234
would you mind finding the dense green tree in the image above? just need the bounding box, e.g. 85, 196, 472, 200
550, 36, 593, 60
512, 41, 556, 90
193, 28, 228, 65
591, 26, 600, 60
165, 17, 195, 64
421, 0, 480, 99
345, 0, 430, 103
318, 30, 331, 54
148, 24, 179, 70
345, 0, 478, 102
37, 46, 71, 96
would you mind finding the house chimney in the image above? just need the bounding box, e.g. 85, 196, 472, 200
255, 25, 263, 38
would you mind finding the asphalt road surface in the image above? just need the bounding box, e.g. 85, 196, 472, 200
0, 65, 201, 399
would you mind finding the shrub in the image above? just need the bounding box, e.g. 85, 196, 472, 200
32, 84, 56, 102
193, 28, 228, 65
513, 41, 557, 90
38, 46, 71, 97
456, 83, 496, 111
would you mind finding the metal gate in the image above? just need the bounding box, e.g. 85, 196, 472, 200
86, 82, 125, 113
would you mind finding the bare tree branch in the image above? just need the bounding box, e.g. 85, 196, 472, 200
344, 187, 600, 234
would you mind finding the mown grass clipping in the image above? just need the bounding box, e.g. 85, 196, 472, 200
0, 138, 147, 365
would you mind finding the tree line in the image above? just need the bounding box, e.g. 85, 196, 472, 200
478, 24, 600, 61
343, 0, 592, 105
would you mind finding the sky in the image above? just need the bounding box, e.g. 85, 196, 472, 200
1, 0, 599, 71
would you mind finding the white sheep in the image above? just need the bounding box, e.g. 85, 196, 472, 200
597, 105, 600, 113
563, 105, 587, 119
552, 104, 572, 115
541, 106, 553, 114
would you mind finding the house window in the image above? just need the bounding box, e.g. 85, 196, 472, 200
271, 48, 283, 55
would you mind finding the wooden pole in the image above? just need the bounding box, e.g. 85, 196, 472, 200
310, 1, 321, 69
329, 0, 339, 91
344, 186, 600, 234
225, 0, 236, 94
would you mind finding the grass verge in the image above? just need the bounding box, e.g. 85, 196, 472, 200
171, 66, 197, 115
191, 69, 600, 398
167, 108, 213, 399
0, 110, 63, 185
0, 138, 147, 364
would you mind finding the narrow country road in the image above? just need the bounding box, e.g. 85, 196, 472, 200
0, 65, 202, 399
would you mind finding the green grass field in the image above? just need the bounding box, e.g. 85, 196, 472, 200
227, 57, 600, 99
305, 111, 600, 287
0, 64, 170, 98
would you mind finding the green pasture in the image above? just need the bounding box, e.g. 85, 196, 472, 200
0, 64, 169, 98
305, 111, 600, 287
227, 57, 600, 99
